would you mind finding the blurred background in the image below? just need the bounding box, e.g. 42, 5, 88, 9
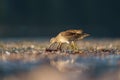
0, 0, 120, 38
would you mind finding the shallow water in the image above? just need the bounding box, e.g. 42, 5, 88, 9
0, 54, 120, 80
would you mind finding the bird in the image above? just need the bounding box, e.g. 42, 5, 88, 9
47, 29, 90, 51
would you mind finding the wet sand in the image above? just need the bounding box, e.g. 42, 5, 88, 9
0, 39, 120, 80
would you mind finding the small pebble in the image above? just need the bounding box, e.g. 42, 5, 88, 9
5, 51, 10, 55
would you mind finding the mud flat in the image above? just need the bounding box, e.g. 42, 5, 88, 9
0, 39, 120, 80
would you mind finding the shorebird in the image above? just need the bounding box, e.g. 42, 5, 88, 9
47, 29, 90, 50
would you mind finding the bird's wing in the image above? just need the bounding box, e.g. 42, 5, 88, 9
65, 29, 83, 34
60, 31, 76, 36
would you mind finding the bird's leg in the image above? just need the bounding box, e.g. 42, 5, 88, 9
71, 41, 74, 50
57, 42, 62, 50
66, 43, 72, 50
48, 42, 63, 50
60, 43, 63, 50
58, 43, 69, 51
48, 43, 53, 49
48, 42, 56, 50
71, 41, 78, 50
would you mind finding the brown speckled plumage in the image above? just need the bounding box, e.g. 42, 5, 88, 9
48, 29, 90, 50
